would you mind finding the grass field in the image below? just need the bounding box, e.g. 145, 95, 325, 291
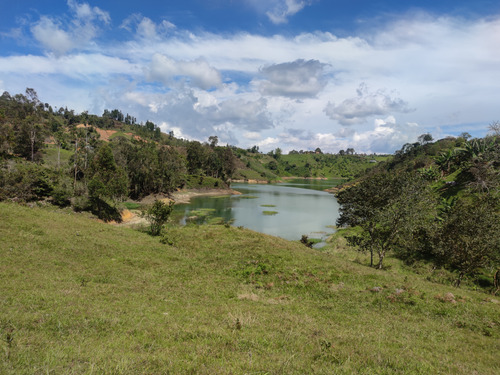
1, 202, 499, 374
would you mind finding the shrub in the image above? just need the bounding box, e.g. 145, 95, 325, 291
142, 199, 174, 236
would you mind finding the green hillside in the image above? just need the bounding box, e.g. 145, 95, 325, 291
1, 202, 499, 374
232, 149, 389, 181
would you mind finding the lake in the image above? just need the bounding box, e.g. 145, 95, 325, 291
173, 179, 342, 242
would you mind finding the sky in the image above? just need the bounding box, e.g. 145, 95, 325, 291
1, 1, 500, 154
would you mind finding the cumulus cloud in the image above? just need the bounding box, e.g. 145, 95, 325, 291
243, 0, 312, 24
7, 9, 500, 153
67, 0, 110, 23
147, 54, 222, 90
31, 0, 110, 56
244, 131, 262, 140
324, 83, 413, 126
31, 17, 74, 56
266, 0, 309, 24
120, 15, 175, 39
354, 116, 422, 153
105, 87, 273, 145
258, 59, 327, 98
200, 98, 274, 132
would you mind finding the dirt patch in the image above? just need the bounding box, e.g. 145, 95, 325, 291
171, 189, 242, 204
230, 179, 273, 184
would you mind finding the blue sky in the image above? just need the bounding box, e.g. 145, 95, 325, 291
1, 1, 500, 153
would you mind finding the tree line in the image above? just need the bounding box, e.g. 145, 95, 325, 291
335, 129, 500, 287
0, 89, 237, 221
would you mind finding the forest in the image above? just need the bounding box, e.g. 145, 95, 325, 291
0, 89, 241, 221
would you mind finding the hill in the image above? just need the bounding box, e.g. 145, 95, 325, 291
232, 149, 390, 181
1, 202, 499, 374
333, 134, 500, 287
1, 88, 384, 224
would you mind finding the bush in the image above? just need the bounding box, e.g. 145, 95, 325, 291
142, 199, 174, 236
0, 162, 53, 202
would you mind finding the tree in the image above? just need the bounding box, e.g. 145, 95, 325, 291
434, 195, 500, 286
187, 141, 206, 175
459, 132, 472, 140
87, 144, 128, 221
418, 133, 433, 145
142, 199, 174, 236
13, 115, 45, 162
336, 172, 434, 268
208, 135, 218, 148
488, 121, 500, 136
249, 145, 259, 154
273, 147, 282, 160
0, 123, 14, 157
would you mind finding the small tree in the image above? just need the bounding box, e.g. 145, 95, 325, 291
143, 199, 174, 236
418, 133, 433, 145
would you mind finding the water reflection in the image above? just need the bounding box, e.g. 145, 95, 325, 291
174, 179, 342, 241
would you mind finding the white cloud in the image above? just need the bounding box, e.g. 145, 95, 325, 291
147, 54, 222, 90
4, 10, 500, 153
258, 59, 327, 98
31, 17, 74, 56
31, 1, 110, 56
353, 116, 422, 153
324, 83, 413, 126
244, 131, 262, 140
201, 97, 274, 131
265, 0, 309, 24
0, 54, 138, 77
257, 137, 280, 148
67, 0, 110, 23
121, 15, 176, 40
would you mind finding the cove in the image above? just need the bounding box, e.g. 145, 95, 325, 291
173, 179, 342, 242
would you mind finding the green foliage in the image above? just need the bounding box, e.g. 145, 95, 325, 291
123, 202, 141, 210
142, 199, 174, 236
337, 172, 435, 268
337, 134, 500, 284
85, 144, 127, 222
0, 162, 53, 202
184, 174, 225, 189
87, 178, 122, 222
434, 195, 500, 286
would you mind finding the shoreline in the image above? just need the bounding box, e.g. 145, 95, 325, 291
116, 188, 242, 226
171, 188, 242, 204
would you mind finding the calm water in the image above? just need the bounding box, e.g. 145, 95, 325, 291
174, 179, 342, 241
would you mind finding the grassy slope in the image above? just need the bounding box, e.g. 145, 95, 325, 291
234, 153, 391, 181
1, 202, 499, 374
